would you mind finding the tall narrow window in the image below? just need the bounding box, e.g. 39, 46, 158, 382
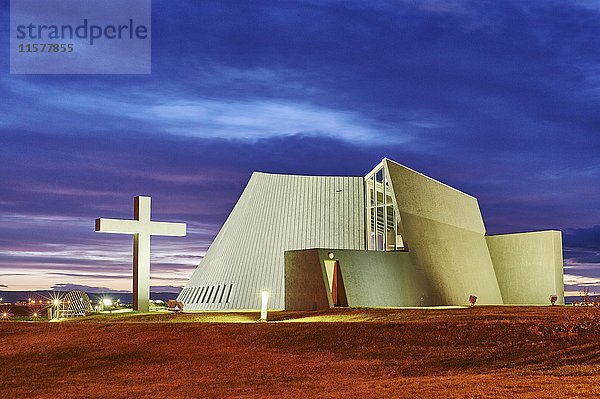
376, 206, 384, 250
369, 208, 376, 250
201, 286, 210, 303
191, 287, 199, 303
225, 284, 233, 303
219, 285, 227, 303
197, 287, 206, 303
386, 205, 396, 251
207, 286, 215, 303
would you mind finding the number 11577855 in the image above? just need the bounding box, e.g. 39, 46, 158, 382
19, 43, 73, 52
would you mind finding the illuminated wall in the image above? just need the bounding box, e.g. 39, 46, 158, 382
285, 248, 432, 310
487, 230, 564, 305
384, 159, 504, 305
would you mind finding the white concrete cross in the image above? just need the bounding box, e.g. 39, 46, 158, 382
95, 196, 186, 312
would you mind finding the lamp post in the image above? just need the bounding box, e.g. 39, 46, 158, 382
53, 299, 60, 319
259, 291, 269, 322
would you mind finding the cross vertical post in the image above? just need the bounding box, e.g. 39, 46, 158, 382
95, 196, 186, 312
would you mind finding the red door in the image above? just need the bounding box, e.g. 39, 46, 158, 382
331, 261, 339, 306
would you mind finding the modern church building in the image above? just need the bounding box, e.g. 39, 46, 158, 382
178, 158, 564, 310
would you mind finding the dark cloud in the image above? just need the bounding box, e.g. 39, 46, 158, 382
565, 226, 600, 250
564, 226, 600, 267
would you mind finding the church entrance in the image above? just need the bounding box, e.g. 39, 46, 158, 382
324, 260, 347, 306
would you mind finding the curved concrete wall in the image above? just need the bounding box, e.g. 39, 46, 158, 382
178, 172, 365, 310
385, 159, 504, 305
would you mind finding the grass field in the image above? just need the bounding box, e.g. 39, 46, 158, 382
2, 306, 600, 398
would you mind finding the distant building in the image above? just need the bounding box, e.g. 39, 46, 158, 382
179, 158, 564, 310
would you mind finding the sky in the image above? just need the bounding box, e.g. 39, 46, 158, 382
1, 0, 599, 296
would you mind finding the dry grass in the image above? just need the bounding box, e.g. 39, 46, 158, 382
2, 306, 600, 398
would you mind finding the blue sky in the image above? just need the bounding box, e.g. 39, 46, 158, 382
1, 0, 599, 295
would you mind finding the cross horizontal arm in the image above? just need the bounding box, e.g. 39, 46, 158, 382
96, 218, 141, 234
147, 221, 187, 236
95, 218, 186, 236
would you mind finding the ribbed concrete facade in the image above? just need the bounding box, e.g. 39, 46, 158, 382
178, 172, 365, 310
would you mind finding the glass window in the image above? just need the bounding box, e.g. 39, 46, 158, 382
376, 186, 384, 206
375, 168, 383, 206
376, 206, 384, 250
385, 205, 395, 251
366, 175, 375, 208
396, 233, 404, 249
365, 163, 404, 252
219, 285, 227, 303
226, 284, 233, 303
375, 169, 384, 184
367, 207, 375, 250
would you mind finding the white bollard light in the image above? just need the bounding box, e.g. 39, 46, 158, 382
259, 291, 269, 322
53, 299, 60, 319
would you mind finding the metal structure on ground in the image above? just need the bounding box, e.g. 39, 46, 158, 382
59, 289, 94, 317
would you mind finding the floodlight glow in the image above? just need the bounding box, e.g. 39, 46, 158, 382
103, 298, 113, 307
53, 299, 60, 306
468, 295, 477, 307
260, 291, 269, 322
